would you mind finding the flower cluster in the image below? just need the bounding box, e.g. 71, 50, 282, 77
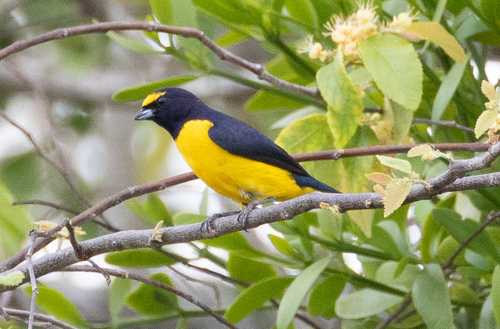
299, 2, 418, 62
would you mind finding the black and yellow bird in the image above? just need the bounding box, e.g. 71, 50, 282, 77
134, 88, 339, 228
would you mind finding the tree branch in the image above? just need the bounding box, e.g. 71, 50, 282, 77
0, 142, 492, 273
62, 265, 237, 329
0, 21, 320, 99
0, 307, 78, 329
3, 165, 500, 293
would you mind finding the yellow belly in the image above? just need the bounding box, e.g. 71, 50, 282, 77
175, 120, 313, 204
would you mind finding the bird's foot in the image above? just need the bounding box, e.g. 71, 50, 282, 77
200, 210, 240, 235
237, 197, 276, 231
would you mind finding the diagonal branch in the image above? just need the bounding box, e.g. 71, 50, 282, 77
62, 265, 237, 329
0, 111, 90, 207
0, 21, 320, 99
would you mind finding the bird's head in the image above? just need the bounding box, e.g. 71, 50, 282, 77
134, 87, 202, 137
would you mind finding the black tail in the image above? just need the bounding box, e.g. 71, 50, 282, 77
293, 174, 341, 193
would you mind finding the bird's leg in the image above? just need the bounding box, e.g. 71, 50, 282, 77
200, 210, 241, 235
238, 197, 276, 231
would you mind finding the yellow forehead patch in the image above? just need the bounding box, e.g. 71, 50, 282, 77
142, 91, 166, 107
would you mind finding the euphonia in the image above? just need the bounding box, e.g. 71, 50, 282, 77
134, 88, 339, 228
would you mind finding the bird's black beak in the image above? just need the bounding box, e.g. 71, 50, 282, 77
134, 108, 155, 121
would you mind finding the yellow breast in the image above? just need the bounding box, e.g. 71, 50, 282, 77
175, 120, 313, 204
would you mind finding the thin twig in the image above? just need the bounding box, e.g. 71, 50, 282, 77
375, 297, 413, 329
0, 307, 78, 329
412, 118, 476, 134
61, 265, 238, 329
65, 222, 111, 284
0, 111, 90, 207
12, 200, 79, 214
0, 21, 320, 98
12, 200, 119, 232
25, 231, 39, 329
65, 222, 85, 260
442, 210, 500, 274
169, 266, 222, 308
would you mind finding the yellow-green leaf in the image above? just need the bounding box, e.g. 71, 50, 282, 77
482, 80, 497, 102
150, 0, 174, 25
0, 271, 24, 286
25, 285, 88, 327
358, 34, 423, 111
492, 265, 500, 326
408, 144, 433, 157
317, 53, 364, 148
376, 155, 412, 174
268, 234, 294, 256
349, 209, 376, 237
475, 109, 497, 138
384, 181, 412, 217
403, 22, 466, 63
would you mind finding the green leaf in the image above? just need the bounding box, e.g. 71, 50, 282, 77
170, 0, 213, 68
227, 252, 276, 283
268, 234, 295, 256
358, 34, 423, 111
225, 276, 294, 324
172, 212, 207, 225
475, 109, 497, 138
317, 56, 364, 148
491, 265, 500, 326
349, 209, 375, 238
126, 194, 173, 227
0, 181, 32, 260
375, 261, 420, 292
194, 0, 260, 26
432, 209, 500, 263
105, 249, 177, 268
385, 99, 414, 144
127, 273, 179, 315
215, 29, 248, 47
0, 271, 24, 287
151, 0, 174, 25
308, 275, 346, 318
480, 0, 500, 30
284, 0, 319, 31
376, 155, 412, 174
412, 264, 453, 329
455, 9, 490, 41
377, 221, 409, 255
109, 278, 132, 320
335, 288, 404, 319
25, 285, 88, 327
431, 60, 468, 121
0, 152, 41, 199
201, 231, 254, 252
403, 22, 466, 63
480, 293, 498, 329
246, 90, 304, 111
113, 76, 199, 102
276, 255, 333, 329
106, 31, 163, 54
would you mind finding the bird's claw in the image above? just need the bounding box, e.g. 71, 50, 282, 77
200, 210, 240, 235
237, 198, 276, 231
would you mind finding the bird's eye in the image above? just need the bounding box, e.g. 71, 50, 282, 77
157, 97, 166, 104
